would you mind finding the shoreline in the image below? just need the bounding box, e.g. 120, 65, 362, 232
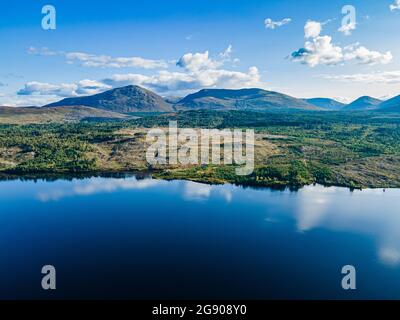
0, 168, 390, 191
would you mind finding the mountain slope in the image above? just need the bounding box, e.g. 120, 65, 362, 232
343, 96, 382, 111
303, 98, 345, 110
45, 85, 173, 113
175, 88, 321, 111
0, 106, 127, 124
377, 95, 400, 111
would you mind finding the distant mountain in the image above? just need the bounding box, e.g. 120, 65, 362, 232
175, 88, 321, 111
343, 96, 382, 111
163, 96, 183, 104
0, 106, 126, 124
377, 95, 400, 112
303, 98, 345, 110
45, 85, 173, 113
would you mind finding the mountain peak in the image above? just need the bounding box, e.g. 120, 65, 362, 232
344, 96, 382, 111
44, 85, 173, 113
378, 94, 400, 111
303, 98, 345, 110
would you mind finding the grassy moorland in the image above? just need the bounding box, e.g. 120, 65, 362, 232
0, 106, 127, 124
0, 110, 400, 189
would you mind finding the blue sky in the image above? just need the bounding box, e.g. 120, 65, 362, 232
1, 0, 400, 106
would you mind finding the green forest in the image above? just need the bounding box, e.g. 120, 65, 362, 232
1, 110, 400, 189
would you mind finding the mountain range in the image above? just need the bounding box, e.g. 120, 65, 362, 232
25, 85, 400, 114
45, 86, 322, 112
302, 98, 346, 110
174, 88, 320, 111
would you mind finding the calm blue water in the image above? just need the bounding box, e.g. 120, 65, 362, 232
1, 176, 400, 299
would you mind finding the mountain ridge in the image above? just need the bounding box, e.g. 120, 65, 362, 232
344, 96, 382, 111
174, 88, 321, 111
377, 95, 400, 111
303, 98, 346, 110
45, 85, 173, 113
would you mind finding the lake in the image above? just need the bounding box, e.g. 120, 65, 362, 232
1, 176, 400, 299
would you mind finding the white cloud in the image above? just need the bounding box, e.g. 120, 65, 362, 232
103, 66, 262, 94
28, 46, 168, 69
219, 45, 240, 64
75, 79, 112, 95
343, 44, 393, 65
291, 21, 393, 67
19, 47, 266, 100
17, 82, 79, 97
17, 80, 111, 97
25, 45, 245, 94
27, 46, 58, 56
291, 35, 343, 67
18, 65, 262, 100
176, 51, 222, 71
219, 44, 233, 60
65, 52, 168, 69
390, 0, 400, 11
320, 70, 400, 84
104, 47, 262, 94
304, 20, 322, 38
0, 94, 56, 107
264, 18, 291, 30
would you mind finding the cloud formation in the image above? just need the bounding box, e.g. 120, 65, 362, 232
264, 18, 291, 30
18, 46, 265, 99
320, 70, 400, 84
390, 0, 400, 11
304, 20, 322, 38
0, 93, 58, 107
65, 52, 168, 69
343, 44, 393, 65
18, 80, 111, 97
103, 66, 261, 93
27, 46, 57, 56
177, 51, 222, 71
291, 21, 393, 67
28, 46, 168, 69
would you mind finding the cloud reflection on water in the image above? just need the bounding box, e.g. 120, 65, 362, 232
35, 177, 400, 267
293, 185, 400, 267
37, 177, 166, 201
183, 181, 232, 203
